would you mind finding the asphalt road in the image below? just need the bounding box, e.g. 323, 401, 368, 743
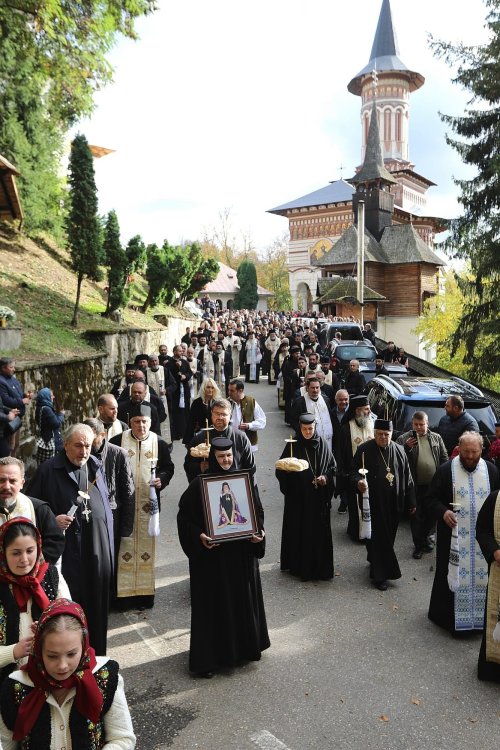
109, 380, 499, 750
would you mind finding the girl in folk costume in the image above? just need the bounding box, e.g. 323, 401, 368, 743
244, 332, 261, 384
0, 598, 136, 749
0, 519, 70, 683
182, 378, 221, 446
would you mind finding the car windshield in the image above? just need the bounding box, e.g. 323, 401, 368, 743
328, 325, 363, 341
336, 346, 376, 362
398, 402, 497, 436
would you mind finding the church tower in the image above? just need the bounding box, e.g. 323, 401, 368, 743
352, 100, 397, 242
268, 0, 445, 346
348, 0, 429, 215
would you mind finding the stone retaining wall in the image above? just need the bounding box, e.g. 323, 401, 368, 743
13, 316, 196, 471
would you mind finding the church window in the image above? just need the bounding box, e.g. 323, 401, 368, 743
384, 109, 391, 140
395, 110, 402, 141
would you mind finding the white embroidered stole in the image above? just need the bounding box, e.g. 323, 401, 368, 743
349, 420, 374, 456
117, 431, 158, 597
304, 395, 332, 442
451, 457, 491, 630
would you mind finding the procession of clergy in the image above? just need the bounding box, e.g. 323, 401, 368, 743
7, 308, 500, 681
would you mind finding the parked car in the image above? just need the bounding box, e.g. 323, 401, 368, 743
331, 340, 378, 377
365, 374, 498, 439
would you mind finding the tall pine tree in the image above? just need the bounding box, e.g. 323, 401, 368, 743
432, 0, 500, 381
234, 260, 258, 310
66, 134, 102, 327
103, 210, 128, 316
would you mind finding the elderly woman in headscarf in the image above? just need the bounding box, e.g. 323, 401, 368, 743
276, 413, 337, 582
34, 388, 64, 465
177, 437, 270, 677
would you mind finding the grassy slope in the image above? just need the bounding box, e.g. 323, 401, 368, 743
0, 222, 189, 363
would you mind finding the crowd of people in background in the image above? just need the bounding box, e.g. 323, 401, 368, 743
0, 304, 498, 738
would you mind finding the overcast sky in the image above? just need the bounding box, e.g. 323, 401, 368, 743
78, 0, 489, 253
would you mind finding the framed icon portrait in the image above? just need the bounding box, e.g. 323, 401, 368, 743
200, 470, 258, 543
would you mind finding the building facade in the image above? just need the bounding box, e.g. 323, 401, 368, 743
268, 0, 445, 358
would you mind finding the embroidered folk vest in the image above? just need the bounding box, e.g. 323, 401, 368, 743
1, 660, 119, 750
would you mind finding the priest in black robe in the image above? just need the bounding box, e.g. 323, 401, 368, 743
476, 489, 500, 681
426, 433, 499, 634
276, 413, 336, 581
351, 419, 415, 590
26, 423, 114, 655
177, 437, 270, 677
167, 345, 193, 440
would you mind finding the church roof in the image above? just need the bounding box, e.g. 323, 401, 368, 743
267, 179, 354, 215
202, 261, 273, 296
312, 223, 445, 268
315, 276, 387, 304
350, 101, 397, 186
379, 224, 446, 265
347, 0, 425, 96
311, 225, 388, 266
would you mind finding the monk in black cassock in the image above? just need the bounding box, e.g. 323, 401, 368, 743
177, 437, 270, 677
26, 423, 113, 655
167, 344, 192, 440
351, 419, 415, 591
476, 489, 500, 681
276, 413, 336, 581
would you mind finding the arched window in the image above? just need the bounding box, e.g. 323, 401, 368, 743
384, 108, 391, 140
395, 110, 402, 142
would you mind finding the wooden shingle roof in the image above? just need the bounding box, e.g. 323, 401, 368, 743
315, 275, 387, 304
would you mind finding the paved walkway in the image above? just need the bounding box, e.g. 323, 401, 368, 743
108, 380, 499, 749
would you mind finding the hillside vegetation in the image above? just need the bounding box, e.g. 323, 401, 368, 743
0, 223, 190, 364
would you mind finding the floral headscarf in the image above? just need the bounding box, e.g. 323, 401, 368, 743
13, 598, 103, 740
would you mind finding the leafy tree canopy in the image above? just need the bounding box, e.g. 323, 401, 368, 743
0, 1, 156, 236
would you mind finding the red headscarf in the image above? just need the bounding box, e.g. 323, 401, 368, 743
0, 517, 49, 613
13, 598, 104, 741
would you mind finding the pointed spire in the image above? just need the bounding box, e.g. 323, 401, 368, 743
347, 0, 424, 96
351, 102, 397, 186
369, 0, 399, 59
